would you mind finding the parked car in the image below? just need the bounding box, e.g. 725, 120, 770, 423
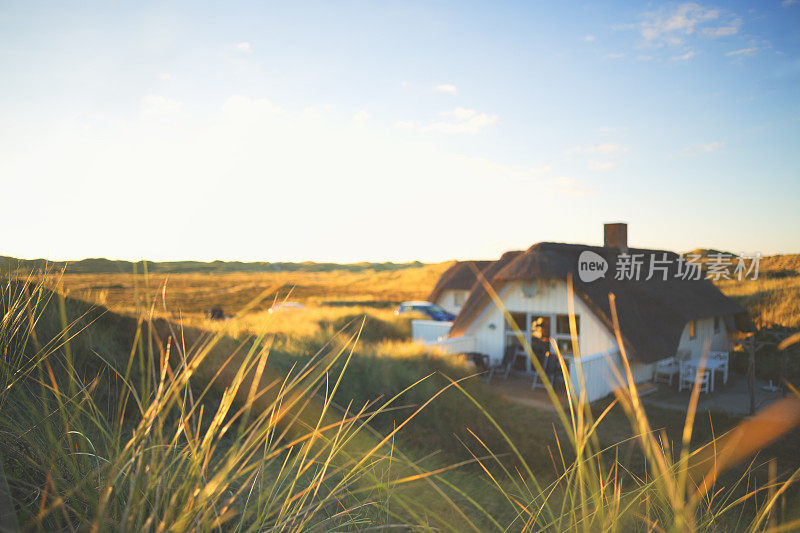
395, 301, 455, 321
205, 307, 229, 321
268, 301, 305, 313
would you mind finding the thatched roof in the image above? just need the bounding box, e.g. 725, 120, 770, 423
448, 251, 523, 337
427, 260, 493, 303
450, 242, 751, 363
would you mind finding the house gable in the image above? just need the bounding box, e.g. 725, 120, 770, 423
464, 279, 618, 363
453, 241, 750, 363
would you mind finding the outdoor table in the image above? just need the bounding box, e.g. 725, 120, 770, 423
685, 358, 727, 392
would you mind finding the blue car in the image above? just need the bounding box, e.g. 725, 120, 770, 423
395, 301, 455, 322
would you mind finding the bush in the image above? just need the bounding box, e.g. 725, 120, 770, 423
322, 312, 409, 343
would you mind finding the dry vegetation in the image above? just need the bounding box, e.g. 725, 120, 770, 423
2, 255, 799, 530
51, 262, 451, 317
3, 275, 800, 531
716, 254, 800, 329
41, 252, 800, 332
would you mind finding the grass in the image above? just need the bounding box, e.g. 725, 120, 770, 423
13, 251, 799, 330
0, 276, 492, 530
29, 261, 452, 319
2, 267, 800, 530
694, 251, 800, 329
717, 275, 800, 329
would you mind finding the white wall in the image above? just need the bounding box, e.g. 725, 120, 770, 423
411, 319, 452, 343
677, 316, 730, 358
458, 279, 734, 402
435, 290, 471, 315
465, 279, 618, 364
460, 279, 738, 402
570, 351, 623, 402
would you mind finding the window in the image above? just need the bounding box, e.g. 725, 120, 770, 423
453, 291, 466, 306
505, 312, 527, 342
556, 338, 573, 356
530, 316, 551, 341
506, 312, 527, 333
713, 316, 720, 333
504, 313, 528, 362
501, 312, 580, 371
556, 315, 580, 336
688, 320, 697, 340
552, 315, 579, 356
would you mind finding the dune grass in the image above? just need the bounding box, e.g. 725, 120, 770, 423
2, 273, 800, 531
717, 275, 800, 329
39, 261, 452, 319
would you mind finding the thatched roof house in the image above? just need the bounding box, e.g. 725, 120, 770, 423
426, 260, 493, 315
440, 223, 751, 402
448, 251, 522, 336
451, 242, 750, 363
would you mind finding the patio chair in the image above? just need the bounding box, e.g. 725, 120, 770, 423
464, 352, 490, 371
486, 344, 516, 382
709, 351, 729, 385
532, 351, 563, 390
678, 360, 710, 393
531, 350, 550, 390
653, 357, 680, 386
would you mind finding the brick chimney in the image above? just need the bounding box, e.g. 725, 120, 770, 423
604, 223, 628, 250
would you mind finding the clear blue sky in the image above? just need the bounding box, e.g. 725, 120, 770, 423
1, 1, 798, 262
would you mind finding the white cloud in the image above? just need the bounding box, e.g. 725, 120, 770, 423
420, 107, 498, 134
671, 49, 697, 61
698, 141, 723, 151
639, 3, 741, 47
726, 47, 758, 56
394, 120, 415, 129
603, 53, 626, 60
682, 141, 724, 155
472, 161, 552, 179
434, 84, 458, 94
700, 20, 742, 37
141, 95, 182, 115
400, 81, 410, 88
158, 73, 172, 81
352, 110, 370, 123
547, 177, 594, 196
588, 160, 617, 171
234, 42, 253, 53
567, 143, 629, 155
584, 35, 596, 42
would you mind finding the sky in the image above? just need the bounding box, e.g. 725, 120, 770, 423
1, 1, 799, 263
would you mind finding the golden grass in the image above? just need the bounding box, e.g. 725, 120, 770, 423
191, 305, 402, 339
49, 262, 451, 317
4, 271, 800, 530
717, 276, 800, 328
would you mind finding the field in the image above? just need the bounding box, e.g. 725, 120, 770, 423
2, 257, 800, 530
47, 262, 449, 315
35, 252, 800, 333
717, 253, 800, 329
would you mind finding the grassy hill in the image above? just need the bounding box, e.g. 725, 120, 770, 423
0, 255, 430, 274
3, 274, 800, 530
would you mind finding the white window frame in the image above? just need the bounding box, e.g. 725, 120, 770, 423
452, 291, 466, 307
503, 311, 581, 373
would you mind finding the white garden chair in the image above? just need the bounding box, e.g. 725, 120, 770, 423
678, 360, 710, 393
709, 351, 729, 385
653, 357, 680, 386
